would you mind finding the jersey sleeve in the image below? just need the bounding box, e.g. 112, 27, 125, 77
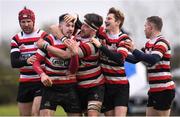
99, 45, 124, 64
78, 42, 98, 58
33, 49, 46, 75
117, 35, 131, 61
10, 36, 28, 68
151, 40, 169, 58
68, 55, 79, 74
33, 34, 55, 75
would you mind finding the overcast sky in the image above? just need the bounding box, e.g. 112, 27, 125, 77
1, 0, 180, 47
1, 0, 121, 38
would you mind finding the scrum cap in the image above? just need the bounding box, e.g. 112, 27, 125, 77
18, 7, 35, 23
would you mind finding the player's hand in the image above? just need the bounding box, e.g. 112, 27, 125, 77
66, 72, 76, 80
27, 55, 37, 64
70, 40, 79, 55
49, 24, 63, 39
64, 39, 79, 55
123, 40, 134, 52
90, 37, 102, 48
36, 38, 46, 49
40, 73, 53, 87
64, 14, 77, 23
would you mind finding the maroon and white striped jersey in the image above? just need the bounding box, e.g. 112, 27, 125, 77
76, 36, 104, 88
144, 35, 175, 92
98, 27, 131, 84
10, 29, 47, 82
35, 34, 77, 84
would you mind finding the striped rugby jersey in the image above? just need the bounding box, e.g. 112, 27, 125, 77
144, 35, 175, 92
10, 29, 47, 82
98, 27, 131, 84
35, 34, 77, 84
75, 36, 104, 88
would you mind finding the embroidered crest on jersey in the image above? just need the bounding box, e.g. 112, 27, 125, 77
50, 57, 69, 67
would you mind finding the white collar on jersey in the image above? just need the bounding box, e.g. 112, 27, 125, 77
75, 35, 91, 43
148, 35, 163, 44
107, 31, 122, 39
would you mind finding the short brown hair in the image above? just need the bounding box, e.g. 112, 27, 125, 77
147, 16, 163, 31
108, 7, 124, 29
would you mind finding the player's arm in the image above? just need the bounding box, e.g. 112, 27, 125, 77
132, 40, 170, 66
11, 51, 28, 68
132, 49, 161, 66
91, 37, 127, 64
63, 39, 79, 74
63, 39, 98, 58
36, 36, 72, 59
46, 45, 72, 59
64, 13, 82, 30
124, 40, 162, 66
68, 54, 79, 74
99, 45, 124, 64
32, 52, 44, 75
125, 46, 146, 64
10, 36, 36, 68
125, 54, 140, 64
33, 50, 52, 87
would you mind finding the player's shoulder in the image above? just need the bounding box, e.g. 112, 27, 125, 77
119, 32, 131, 41
11, 31, 22, 41
156, 36, 170, 45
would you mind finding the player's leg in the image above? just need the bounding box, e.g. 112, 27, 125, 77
17, 82, 33, 116
76, 87, 87, 115
103, 84, 115, 116
146, 107, 157, 116
39, 85, 57, 116
88, 101, 102, 116
18, 102, 32, 116
67, 112, 82, 116
146, 91, 157, 116
31, 82, 43, 116
156, 109, 171, 116
62, 84, 82, 116
147, 89, 175, 116
154, 90, 175, 116
146, 107, 170, 116
114, 106, 128, 116
114, 84, 129, 116
87, 85, 104, 116
40, 109, 55, 116
32, 96, 42, 116
104, 110, 114, 116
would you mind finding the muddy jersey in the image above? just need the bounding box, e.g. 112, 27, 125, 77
76, 36, 104, 88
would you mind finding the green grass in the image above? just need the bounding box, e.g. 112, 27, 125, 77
0, 104, 66, 116
0, 104, 18, 116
